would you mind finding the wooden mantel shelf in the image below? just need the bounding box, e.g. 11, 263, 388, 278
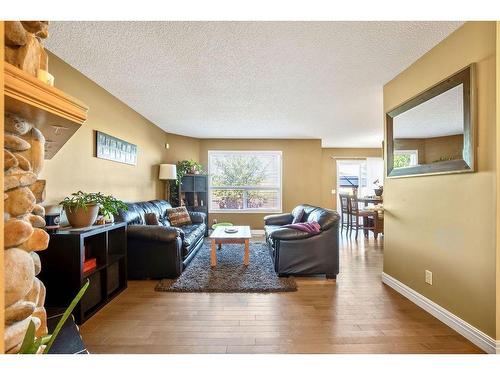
4, 63, 88, 159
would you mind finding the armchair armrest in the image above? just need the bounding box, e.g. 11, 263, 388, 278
127, 225, 179, 242
270, 228, 315, 241
189, 211, 206, 224
263, 213, 294, 226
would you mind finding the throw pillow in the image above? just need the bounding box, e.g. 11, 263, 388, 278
144, 212, 160, 226
167, 207, 192, 227
292, 208, 305, 224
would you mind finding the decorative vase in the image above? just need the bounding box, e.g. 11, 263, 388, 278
104, 212, 115, 223
374, 188, 383, 197
65, 204, 100, 228
95, 215, 106, 225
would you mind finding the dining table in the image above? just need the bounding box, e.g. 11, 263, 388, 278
357, 195, 383, 206
357, 196, 384, 238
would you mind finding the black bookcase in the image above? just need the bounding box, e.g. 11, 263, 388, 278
179, 174, 208, 233
38, 222, 127, 324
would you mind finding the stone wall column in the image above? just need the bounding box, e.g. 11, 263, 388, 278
4, 113, 49, 353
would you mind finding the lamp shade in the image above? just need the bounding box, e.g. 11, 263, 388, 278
159, 164, 177, 180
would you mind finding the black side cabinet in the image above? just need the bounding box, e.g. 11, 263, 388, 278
179, 174, 209, 233
39, 222, 127, 324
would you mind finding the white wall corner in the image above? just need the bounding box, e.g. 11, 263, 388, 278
381, 272, 498, 354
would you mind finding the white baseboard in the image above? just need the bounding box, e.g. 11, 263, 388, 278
251, 229, 265, 235
382, 272, 499, 354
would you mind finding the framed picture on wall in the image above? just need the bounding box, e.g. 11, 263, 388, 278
95, 131, 138, 165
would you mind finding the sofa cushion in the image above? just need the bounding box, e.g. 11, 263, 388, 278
306, 208, 338, 230
159, 217, 171, 227
144, 212, 160, 226
167, 207, 192, 227
189, 211, 206, 224
115, 199, 173, 225
292, 207, 305, 224
178, 223, 207, 256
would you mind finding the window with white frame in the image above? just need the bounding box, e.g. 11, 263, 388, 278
393, 149, 419, 168
208, 151, 282, 213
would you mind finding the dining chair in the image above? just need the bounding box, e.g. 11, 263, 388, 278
338, 193, 351, 232
347, 196, 377, 239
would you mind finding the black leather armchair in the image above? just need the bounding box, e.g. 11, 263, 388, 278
114, 200, 206, 279
264, 204, 340, 278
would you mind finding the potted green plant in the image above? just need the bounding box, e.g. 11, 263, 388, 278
176, 159, 204, 182
99, 194, 128, 223
60, 191, 127, 228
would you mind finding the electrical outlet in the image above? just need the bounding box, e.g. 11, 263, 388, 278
425, 270, 433, 285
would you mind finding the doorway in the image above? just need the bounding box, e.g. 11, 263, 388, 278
335, 158, 384, 208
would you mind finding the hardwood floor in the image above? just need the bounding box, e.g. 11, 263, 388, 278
80, 235, 483, 354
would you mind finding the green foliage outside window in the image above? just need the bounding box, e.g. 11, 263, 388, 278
393, 154, 412, 168
211, 155, 273, 210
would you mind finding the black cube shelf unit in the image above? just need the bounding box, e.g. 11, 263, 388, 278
179, 174, 209, 233
38, 222, 127, 324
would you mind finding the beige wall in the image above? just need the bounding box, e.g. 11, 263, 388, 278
383, 22, 497, 337
198, 142, 382, 228
320, 148, 382, 210
496, 21, 500, 342
423, 134, 463, 164
199, 139, 322, 229
40, 53, 200, 205
394, 135, 464, 165
394, 139, 426, 164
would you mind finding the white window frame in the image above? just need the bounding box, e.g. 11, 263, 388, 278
208, 150, 283, 214
394, 149, 419, 167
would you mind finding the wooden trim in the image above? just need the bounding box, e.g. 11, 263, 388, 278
4, 62, 88, 159
4, 63, 87, 124
382, 273, 499, 354
386, 64, 476, 178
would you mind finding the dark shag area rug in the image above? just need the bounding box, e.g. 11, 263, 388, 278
155, 241, 297, 293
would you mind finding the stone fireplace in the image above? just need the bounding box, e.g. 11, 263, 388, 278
4, 114, 49, 353
3, 21, 88, 353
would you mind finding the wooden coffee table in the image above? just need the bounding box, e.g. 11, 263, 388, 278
210, 226, 252, 267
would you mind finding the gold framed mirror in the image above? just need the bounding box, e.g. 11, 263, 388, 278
385, 64, 476, 178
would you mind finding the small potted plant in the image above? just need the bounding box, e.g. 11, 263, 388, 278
373, 179, 383, 197
176, 159, 204, 180
60, 191, 127, 228
171, 160, 204, 206
99, 194, 128, 223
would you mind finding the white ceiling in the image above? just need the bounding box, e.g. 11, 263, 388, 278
394, 84, 464, 139
46, 21, 463, 147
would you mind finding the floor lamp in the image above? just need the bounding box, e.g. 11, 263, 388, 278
159, 164, 177, 203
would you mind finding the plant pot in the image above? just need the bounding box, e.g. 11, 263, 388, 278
65, 204, 100, 228
374, 188, 383, 197
104, 212, 115, 223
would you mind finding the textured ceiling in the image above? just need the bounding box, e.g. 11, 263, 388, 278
394, 85, 464, 139
46, 21, 463, 147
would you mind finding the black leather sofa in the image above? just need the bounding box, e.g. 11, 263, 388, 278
114, 200, 206, 279
264, 204, 340, 278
